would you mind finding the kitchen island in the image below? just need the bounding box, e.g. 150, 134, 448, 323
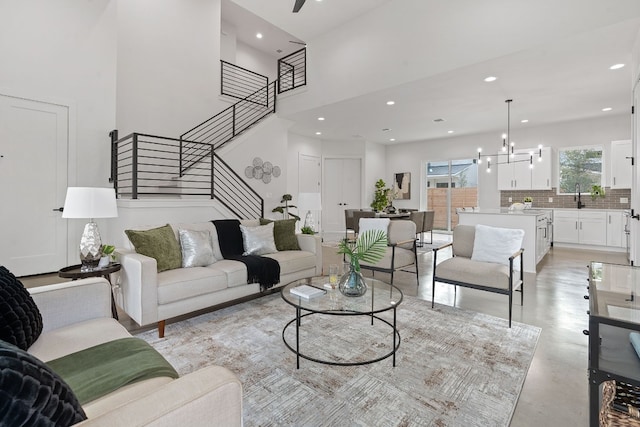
457, 208, 552, 275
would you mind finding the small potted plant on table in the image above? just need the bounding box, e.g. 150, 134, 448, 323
523, 197, 533, 209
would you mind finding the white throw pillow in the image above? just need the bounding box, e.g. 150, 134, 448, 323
358, 218, 390, 235
179, 229, 216, 268
240, 222, 277, 256
470, 224, 524, 266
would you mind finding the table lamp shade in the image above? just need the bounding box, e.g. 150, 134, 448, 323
62, 187, 117, 270
297, 193, 322, 211
62, 187, 118, 219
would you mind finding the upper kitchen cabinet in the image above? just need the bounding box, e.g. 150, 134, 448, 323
610, 140, 632, 189
497, 147, 552, 190
531, 147, 553, 190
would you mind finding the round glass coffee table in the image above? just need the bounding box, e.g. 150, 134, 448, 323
281, 276, 403, 369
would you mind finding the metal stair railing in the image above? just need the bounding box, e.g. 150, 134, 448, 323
110, 130, 264, 219
221, 60, 269, 104
278, 47, 306, 94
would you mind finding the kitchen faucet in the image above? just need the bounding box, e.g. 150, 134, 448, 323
575, 183, 585, 209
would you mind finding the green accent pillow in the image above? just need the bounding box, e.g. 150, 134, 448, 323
259, 218, 300, 251
125, 224, 182, 272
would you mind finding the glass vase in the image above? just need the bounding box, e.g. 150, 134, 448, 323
338, 263, 367, 297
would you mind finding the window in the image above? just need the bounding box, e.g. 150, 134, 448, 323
558, 146, 603, 194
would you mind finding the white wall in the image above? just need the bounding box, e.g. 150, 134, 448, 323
216, 116, 293, 217
287, 132, 322, 199
220, 20, 237, 63
364, 141, 387, 209
116, 0, 226, 137
0, 0, 117, 187
385, 114, 631, 209
237, 41, 278, 81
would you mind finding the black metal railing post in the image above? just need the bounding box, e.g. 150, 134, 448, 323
109, 129, 118, 194
132, 133, 138, 200
232, 104, 236, 137
210, 146, 215, 199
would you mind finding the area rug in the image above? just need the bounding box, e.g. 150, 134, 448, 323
136, 293, 540, 426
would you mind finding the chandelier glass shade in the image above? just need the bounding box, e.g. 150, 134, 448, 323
476, 99, 543, 172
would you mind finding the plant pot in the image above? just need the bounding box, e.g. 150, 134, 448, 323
338, 263, 367, 297
524, 202, 532, 209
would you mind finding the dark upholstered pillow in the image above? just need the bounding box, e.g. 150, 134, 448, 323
125, 224, 182, 272
0, 340, 87, 426
260, 219, 300, 251
0, 266, 43, 351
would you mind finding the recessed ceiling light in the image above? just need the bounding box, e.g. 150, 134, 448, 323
484, 76, 497, 82
610, 63, 625, 70
317, 117, 325, 121
389, 138, 396, 142
521, 119, 529, 123
602, 107, 613, 112
386, 101, 395, 106
315, 131, 322, 135
256, 33, 263, 39
447, 130, 454, 134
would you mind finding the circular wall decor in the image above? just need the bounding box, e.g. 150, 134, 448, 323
245, 157, 280, 184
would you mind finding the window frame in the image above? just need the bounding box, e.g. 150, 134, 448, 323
556, 144, 605, 195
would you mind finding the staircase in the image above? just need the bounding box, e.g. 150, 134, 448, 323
110, 48, 306, 220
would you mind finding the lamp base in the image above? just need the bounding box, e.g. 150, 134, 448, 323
303, 211, 316, 232
80, 221, 102, 271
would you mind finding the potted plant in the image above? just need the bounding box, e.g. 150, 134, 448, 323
99, 244, 116, 268
590, 185, 605, 200
523, 197, 533, 209
371, 179, 390, 212
272, 194, 301, 221
300, 225, 315, 235
336, 229, 387, 296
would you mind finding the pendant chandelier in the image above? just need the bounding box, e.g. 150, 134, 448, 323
476, 99, 543, 172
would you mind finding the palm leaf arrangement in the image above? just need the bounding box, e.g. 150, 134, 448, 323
337, 229, 388, 271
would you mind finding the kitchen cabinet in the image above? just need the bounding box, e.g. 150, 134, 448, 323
611, 140, 632, 189
606, 210, 625, 248
553, 210, 607, 246
497, 147, 552, 190
531, 147, 553, 190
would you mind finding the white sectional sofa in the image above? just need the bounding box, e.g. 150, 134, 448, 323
28, 277, 242, 426
117, 219, 322, 337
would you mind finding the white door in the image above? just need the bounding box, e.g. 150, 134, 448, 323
0, 95, 69, 276
322, 158, 361, 235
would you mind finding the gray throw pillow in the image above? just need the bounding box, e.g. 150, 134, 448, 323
179, 229, 216, 268
125, 224, 182, 272
240, 222, 277, 256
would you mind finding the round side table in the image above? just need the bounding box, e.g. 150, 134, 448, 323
58, 263, 122, 319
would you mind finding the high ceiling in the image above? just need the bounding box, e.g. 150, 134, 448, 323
227, 0, 640, 144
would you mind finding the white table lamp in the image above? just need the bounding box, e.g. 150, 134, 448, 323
62, 187, 118, 270
298, 192, 322, 232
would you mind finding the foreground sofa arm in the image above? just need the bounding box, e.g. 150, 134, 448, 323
297, 234, 322, 275
116, 249, 160, 327
78, 365, 243, 427
29, 279, 112, 332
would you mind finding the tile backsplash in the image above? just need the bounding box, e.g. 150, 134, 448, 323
500, 188, 631, 210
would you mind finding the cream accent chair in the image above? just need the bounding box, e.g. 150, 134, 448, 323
431, 224, 524, 327
28, 278, 243, 425
358, 219, 419, 286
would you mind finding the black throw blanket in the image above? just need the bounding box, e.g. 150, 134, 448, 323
213, 219, 280, 291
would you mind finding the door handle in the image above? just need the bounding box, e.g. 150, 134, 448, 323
52, 207, 64, 212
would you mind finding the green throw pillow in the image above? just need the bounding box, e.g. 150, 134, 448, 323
125, 224, 182, 272
259, 218, 300, 251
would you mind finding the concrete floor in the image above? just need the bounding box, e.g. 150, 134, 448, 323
22, 236, 627, 426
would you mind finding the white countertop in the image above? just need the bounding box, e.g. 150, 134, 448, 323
458, 208, 551, 216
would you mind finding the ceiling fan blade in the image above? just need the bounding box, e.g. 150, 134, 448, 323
289, 40, 306, 45
292, 0, 306, 13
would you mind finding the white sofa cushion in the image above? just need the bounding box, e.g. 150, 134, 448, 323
264, 251, 317, 275
157, 267, 228, 304
207, 260, 248, 288
28, 318, 130, 362
471, 224, 524, 266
